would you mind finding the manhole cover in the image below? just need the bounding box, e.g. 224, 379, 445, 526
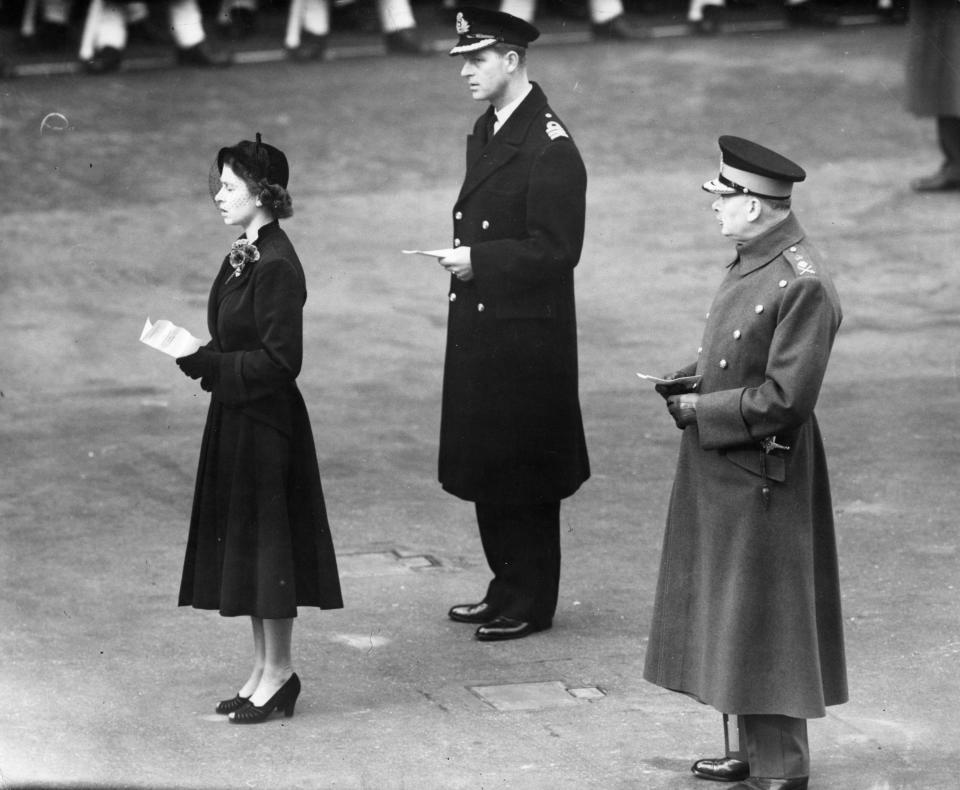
469, 681, 604, 711
338, 550, 441, 578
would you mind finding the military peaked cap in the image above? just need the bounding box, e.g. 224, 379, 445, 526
449, 7, 540, 55
702, 135, 806, 200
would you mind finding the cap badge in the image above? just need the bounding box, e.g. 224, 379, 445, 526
456, 12, 470, 34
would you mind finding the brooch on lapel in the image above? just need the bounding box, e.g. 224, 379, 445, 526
227, 238, 260, 281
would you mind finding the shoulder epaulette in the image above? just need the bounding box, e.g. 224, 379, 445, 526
782, 244, 817, 277
543, 111, 569, 140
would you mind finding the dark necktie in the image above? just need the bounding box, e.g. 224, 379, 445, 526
484, 108, 497, 142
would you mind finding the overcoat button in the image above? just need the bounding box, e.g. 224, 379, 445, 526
454, 211, 463, 220
449, 293, 457, 302
779, 280, 788, 288
453, 238, 461, 247
478, 303, 485, 312
719, 359, 728, 369
481, 220, 490, 229
790, 246, 798, 252
705, 311, 710, 319
755, 304, 764, 314
733, 330, 741, 339
698, 346, 703, 355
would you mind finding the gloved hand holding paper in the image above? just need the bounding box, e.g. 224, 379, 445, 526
140, 317, 204, 358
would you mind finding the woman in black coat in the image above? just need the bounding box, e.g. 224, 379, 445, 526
176, 136, 342, 724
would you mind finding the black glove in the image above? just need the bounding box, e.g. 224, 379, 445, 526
654, 371, 680, 400
176, 348, 217, 381
666, 394, 699, 430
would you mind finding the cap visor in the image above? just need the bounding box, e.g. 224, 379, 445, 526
449, 38, 498, 55
702, 178, 737, 195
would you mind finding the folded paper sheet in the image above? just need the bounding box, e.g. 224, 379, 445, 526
140, 318, 204, 358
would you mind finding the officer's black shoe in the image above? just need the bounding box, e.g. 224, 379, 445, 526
176, 41, 233, 68
287, 31, 328, 62
591, 14, 647, 40
692, 757, 750, 782
83, 46, 123, 74
475, 616, 549, 641
727, 778, 808, 790
448, 601, 498, 624
784, 1, 839, 26
911, 170, 960, 192
384, 28, 432, 55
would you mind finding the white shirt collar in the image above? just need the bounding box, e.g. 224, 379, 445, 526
493, 84, 532, 135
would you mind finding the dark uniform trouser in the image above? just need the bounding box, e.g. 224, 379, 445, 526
726, 713, 810, 779
937, 116, 960, 177
475, 501, 561, 627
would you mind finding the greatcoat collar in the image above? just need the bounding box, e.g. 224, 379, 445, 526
457, 82, 549, 205
731, 212, 805, 276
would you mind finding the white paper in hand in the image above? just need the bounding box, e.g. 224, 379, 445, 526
140, 318, 204, 358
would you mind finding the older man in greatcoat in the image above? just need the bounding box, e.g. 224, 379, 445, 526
427, 7, 589, 641
644, 137, 847, 790
905, 0, 960, 190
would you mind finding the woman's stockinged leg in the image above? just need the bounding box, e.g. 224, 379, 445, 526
247, 617, 294, 706
237, 616, 266, 698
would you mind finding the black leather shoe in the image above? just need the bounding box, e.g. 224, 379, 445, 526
475, 616, 548, 641
83, 46, 123, 74
176, 41, 233, 68
591, 14, 647, 40
287, 31, 328, 62
384, 28, 432, 55
448, 601, 498, 624
228, 673, 300, 724
692, 757, 750, 782
911, 170, 960, 192
215, 693, 250, 714
728, 778, 808, 790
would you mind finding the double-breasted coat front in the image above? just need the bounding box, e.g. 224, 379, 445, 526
178, 220, 342, 619
905, 0, 960, 117
643, 214, 848, 720
439, 83, 590, 505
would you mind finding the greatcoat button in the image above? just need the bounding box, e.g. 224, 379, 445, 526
790, 246, 798, 252
482, 220, 490, 230
449, 293, 457, 302
705, 311, 710, 319
698, 346, 703, 355
453, 238, 461, 247
719, 359, 728, 369
454, 211, 463, 220
477, 303, 485, 312
733, 330, 741, 340
779, 279, 788, 288
755, 304, 764, 314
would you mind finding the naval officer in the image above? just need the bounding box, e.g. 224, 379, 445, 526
428, 7, 590, 641
643, 136, 847, 789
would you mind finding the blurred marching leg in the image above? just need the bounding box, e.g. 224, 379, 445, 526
217, 0, 257, 39
379, 0, 430, 54
170, 0, 233, 66
589, 0, 645, 39
20, 0, 39, 38
82, 0, 127, 73
288, 0, 330, 60
912, 116, 960, 191
687, 0, 724, 33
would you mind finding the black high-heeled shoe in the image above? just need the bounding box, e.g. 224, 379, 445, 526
228, 673, 300, 724
215, 694, 250, 715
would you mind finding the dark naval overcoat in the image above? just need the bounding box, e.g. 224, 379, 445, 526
179, 220, 343, 619
439, 83, 590, 505
905, 0, 960, 117
643, 213, 848, 720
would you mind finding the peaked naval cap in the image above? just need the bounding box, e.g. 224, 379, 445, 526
702, 135, 806, 200
449, 7, 540, 55
217, 132, 289, 189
